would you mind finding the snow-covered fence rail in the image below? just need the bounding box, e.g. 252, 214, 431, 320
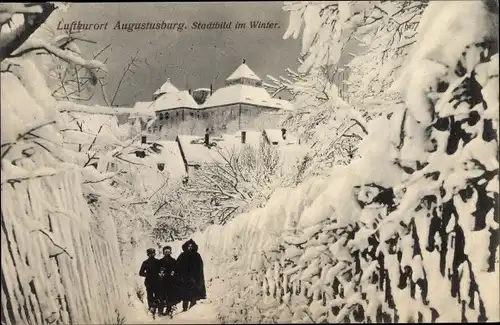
1, 169, 127, 325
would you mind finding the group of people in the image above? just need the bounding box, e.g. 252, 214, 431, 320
139, 239, 206, 317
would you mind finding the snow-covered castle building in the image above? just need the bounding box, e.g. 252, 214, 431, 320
132, 60, 291, 139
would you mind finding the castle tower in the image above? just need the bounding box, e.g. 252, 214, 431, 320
153, 78, 179, 100
225, 59, 263, 87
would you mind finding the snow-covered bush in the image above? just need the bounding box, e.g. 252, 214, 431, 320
185, 1, 499, 323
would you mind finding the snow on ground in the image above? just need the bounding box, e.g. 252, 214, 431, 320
125, 277, 225, 324
126, 301, 219, 324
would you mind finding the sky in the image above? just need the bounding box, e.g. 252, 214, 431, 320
44, 2, 303, 107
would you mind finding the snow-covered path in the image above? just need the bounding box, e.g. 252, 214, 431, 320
127, 300, 219, 324
125, 278, 224, 324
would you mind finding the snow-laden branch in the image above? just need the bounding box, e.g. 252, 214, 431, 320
1, 160, 57, 186
0, 3, 56, 61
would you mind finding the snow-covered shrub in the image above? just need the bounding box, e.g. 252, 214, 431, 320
153, 142, 296, 230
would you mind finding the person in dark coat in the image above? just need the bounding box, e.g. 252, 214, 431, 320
153, 267, 170, 317
157, 246, 180, 315
139, 248, 160, 312
176, 239, 206, 311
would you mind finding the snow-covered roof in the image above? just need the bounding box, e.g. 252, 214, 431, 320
177, 134, 247, 166
154, 140, 187, 179
227, 62, 261, 81
176, 129, 306, 173
193, 88, 211, 92
263, 128, 298, 145
153, 78, 179, 95
200, 84, 290, 110
133, 101, 154, 111
232, 129, 262, 147
151, 90, 200, 112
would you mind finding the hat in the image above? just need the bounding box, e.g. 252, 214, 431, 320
146, 248, 155, 254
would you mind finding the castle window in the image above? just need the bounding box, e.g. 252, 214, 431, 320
107, 162, 117, 172
176, 111, 179, 117
190, 112, 194, 117
203, 112, 208, 118
159, 125, 163, 132
159, 113, 163, 120
165, 112, 169, 119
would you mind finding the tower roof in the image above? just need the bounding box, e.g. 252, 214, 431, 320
153, 78, 179, 96
151, 90, 199, 111
226, 61, 261, 82
201, 84, 291, 110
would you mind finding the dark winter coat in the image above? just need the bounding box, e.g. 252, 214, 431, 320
159, 255, 177, 275
158, 256, 181, 305
139, 257, 160, 287
176, 239, 206, 301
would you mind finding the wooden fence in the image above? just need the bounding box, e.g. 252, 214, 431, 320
1, 169, 127, 325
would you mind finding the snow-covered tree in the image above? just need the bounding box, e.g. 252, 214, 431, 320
0, 3, 142, 324
188, 143, 288, 225
264, 1, 432, 178
150, 181, 201, 242
266, 66, 369, 178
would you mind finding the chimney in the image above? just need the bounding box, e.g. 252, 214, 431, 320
141, 135, 147, 144
210, 84, 213, 95
281, 128, 287, 140
241, 131, 246, 144
188, 88, 192, 95
242, 59, 246, 64
204, 128, 210, 146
